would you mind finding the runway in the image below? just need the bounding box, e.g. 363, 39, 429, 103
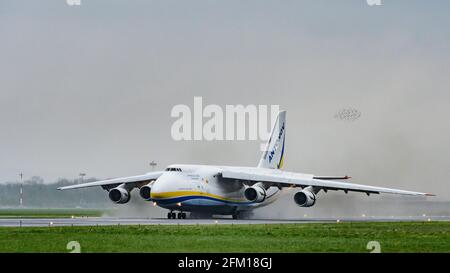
1, 216, 450, 227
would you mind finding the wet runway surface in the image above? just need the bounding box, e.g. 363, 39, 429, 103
1, 216, 450, 227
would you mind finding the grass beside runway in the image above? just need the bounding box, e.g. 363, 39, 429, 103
0, 222, 449, 252
0, 209, 103, 218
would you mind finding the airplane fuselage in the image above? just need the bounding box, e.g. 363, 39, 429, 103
150, 164, 280, 215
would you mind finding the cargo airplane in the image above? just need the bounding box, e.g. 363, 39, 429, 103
58, 111, 433, 219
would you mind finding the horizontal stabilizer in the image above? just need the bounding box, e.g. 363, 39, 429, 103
313, 176, 351, 180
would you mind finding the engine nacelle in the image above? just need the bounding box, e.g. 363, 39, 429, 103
139, 185, 152, 201
294, 190, 316, 207
108, 185, 130, 204
244, 184, 266, 203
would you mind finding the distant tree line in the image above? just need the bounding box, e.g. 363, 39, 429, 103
0, 177, 111, 208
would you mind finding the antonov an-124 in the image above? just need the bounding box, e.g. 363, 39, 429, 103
59, 111, 433, 219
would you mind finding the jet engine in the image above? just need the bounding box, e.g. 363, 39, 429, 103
108, 185, 131, 204
139, 185, 152, 201
294, 189, 316, 207
244, 183, 266, 203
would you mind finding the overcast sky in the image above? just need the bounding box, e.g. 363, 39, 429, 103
1, 0, 449, 199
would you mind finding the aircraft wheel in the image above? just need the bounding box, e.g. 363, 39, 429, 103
167, 212, 172, 219
181, 213, 187, 219
232, 212, 239, 220
172, 212, 176, 219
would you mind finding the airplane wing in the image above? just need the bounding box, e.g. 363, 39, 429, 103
57, 171, 163, 191
220, 167, 434, 196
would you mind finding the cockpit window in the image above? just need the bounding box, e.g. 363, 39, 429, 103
165, 168, 182, 172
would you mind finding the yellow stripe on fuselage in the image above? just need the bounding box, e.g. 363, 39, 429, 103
278, 155, 284, 169
151, 191, 248, 203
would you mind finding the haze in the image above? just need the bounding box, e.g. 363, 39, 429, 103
1, 0, 449, 202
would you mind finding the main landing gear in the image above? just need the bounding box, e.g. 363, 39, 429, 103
167, 211, 186, 219
167, 212, 176, 219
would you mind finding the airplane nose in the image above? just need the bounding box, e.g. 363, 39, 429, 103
150, 172, 187, 202
150, 179, 163, 199
150, 174, 175, 200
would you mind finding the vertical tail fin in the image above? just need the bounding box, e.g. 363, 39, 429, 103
258, 111, 286, 169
